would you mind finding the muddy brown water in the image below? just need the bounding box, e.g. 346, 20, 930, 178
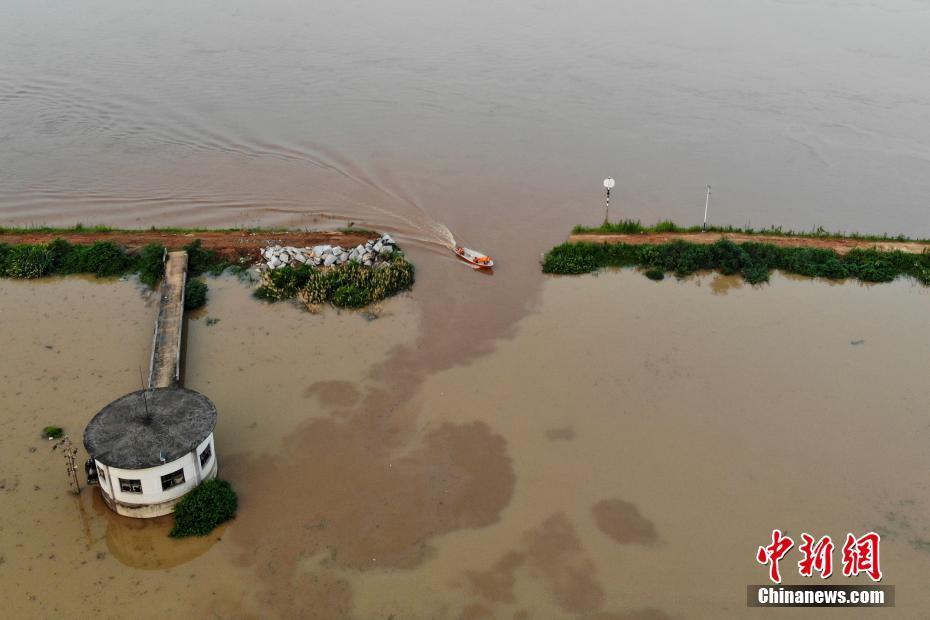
2, 271, 929, 619
3, 1, 930, 617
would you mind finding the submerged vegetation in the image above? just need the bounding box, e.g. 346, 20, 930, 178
42, 426, 64, 440
543, 239, 930, 285
183, 239, 236, 277
0, 239, 166, 282
255, 252, 415, 308
572, 219, 930, 243
169, 479, 238, 538
0, 233, 409, 310
184, 278, 208, 310
0, 238, 236, 290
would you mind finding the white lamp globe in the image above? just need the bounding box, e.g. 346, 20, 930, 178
603, 178, 616, 189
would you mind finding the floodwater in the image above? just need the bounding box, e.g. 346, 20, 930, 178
2, 272, 930, 619
3, 0, 930, 618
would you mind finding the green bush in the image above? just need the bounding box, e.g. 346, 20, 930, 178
184, 278, 208, 309
333, 283, 371, 308
42, 425, 64, 439
4, 245, 53, 278
184, 239, 231, 276
742, 263, 772, 285
170, 479, 238, 538
644, 268, 665, 281
0, 238, 175, 286
542, 238, 930, 287
136, 243, 166, 287
64, 241, 130, 276
542, 244, 602, 274
256, 253, 415, 308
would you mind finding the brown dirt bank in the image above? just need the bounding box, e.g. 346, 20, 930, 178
0, 229, 378, 261
569, 232, 930, 254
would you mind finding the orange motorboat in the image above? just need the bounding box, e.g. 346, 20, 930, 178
454, 246, 494, 269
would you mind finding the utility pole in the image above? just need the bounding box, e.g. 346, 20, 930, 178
703, 184, 712, 232
603, 177, 616, 223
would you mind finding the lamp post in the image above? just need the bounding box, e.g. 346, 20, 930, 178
603, 177, 615, 224
703, 184, 711, 232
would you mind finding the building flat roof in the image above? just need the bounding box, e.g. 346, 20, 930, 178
84, 388, 217, 469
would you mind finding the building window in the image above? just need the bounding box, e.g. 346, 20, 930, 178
199, 443, 212, 468
119, 478, 142, 493
161, 468, 186, 491
97, 465, 106, 482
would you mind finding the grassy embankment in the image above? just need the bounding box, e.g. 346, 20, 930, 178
0, 226, 413, 309
571, 219, 930, 242
0, 237, 240, 307
546, 220, 930, 285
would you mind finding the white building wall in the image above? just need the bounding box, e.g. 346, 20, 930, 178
99, 455, 196, 505
94, 432, 216, 517
193, 434, 217, 481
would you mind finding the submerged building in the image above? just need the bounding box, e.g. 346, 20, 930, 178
83, 387, 218, 518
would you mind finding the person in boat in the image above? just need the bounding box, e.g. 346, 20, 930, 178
455, 246, 492, 265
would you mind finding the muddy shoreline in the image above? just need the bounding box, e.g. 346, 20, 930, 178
0, 229, 379, 261
569, 232, 930, 255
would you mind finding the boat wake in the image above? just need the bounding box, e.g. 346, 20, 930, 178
0, 73, 461, 249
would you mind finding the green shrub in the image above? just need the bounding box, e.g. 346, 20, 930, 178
543, 238, 929, 287
333, 283, 371, 308
710, 239, 750, 275
136, 243, 166, 287
644, 268, 665, 281
184, 239, 230, 276
0, 239, 175, 287
184, 278, 208, 309
4, 245, 53, 278
73, 241, 131, 276
916, 266, 930, 286
742, 263, 772, 285
42, 425, 64, 439
169, 479, 238, 538
541, 243, 602, 274
256, 253, 415, 308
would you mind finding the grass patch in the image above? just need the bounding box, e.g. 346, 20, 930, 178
337, 226, 379, 236
543, 239, 930, 286
42, 426, 64, 440
255, 253, 415, 308
169, 479, 238, 538
571, 219, 930, 243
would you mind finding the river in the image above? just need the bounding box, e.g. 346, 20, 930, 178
1, 1, 929, 618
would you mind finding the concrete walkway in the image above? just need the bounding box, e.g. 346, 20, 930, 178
148, 251, 188, 389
